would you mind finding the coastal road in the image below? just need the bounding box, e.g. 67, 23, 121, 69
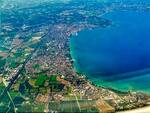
117, 106, 150, 113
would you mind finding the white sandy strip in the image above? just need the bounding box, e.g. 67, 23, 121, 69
117, 106, 150, 113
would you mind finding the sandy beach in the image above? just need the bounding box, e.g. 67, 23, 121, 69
117, 106, 150, 113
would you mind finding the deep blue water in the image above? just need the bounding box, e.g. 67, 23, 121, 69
70, 10, 150, 93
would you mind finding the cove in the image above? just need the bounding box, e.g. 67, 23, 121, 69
70, 10, 150, 93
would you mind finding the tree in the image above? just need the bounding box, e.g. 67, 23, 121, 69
35, 74, 48, 87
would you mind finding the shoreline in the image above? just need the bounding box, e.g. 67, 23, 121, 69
69, 48, 149, 95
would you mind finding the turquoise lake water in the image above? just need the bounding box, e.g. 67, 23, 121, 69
70, 10, 150, 93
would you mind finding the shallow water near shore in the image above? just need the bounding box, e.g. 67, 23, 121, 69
70, 10, 150, 93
